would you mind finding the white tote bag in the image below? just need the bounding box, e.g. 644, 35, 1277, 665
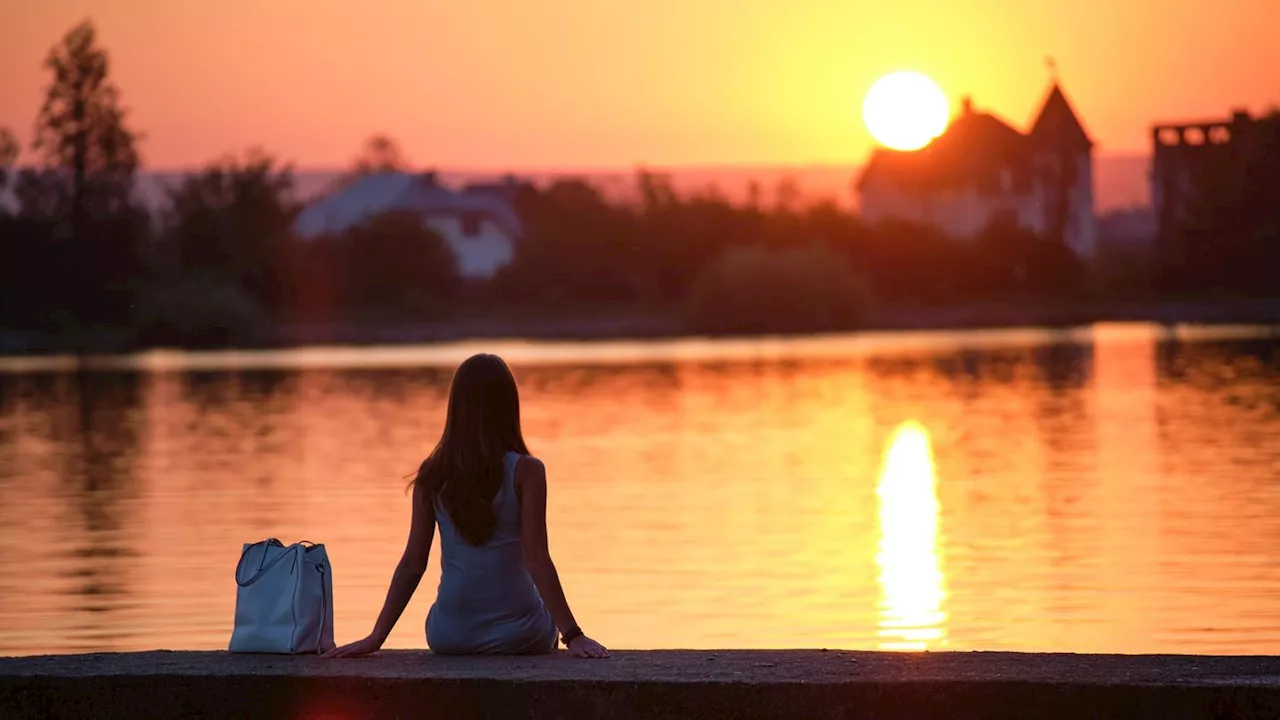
230, 538, 336, 654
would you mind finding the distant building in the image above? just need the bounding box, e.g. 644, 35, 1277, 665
1150, 109, 1280, 241
293, 171, 524, 280
856, 81, 1097, 259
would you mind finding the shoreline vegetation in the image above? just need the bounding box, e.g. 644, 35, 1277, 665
5, 297, 1280, 357
3, 21, 1279, 360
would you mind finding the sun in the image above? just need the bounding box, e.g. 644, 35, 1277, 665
862, 71, 950, 151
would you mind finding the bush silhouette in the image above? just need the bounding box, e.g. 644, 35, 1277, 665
685, 244, 871, 335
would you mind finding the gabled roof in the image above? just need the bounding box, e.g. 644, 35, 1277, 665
929, 107, 1027, 170
858, 82, 1094, 196
857, 104, 1031, 193
1029, 83, 1092, 150
293, 171, 524, 240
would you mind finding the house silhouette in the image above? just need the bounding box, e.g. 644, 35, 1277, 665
856, 81, 1096, 260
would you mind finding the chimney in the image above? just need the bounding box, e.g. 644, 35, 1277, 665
1231, 108, 1250, 126
961, 95, 974, 115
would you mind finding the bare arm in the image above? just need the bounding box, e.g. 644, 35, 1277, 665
517, 456, 608, 658
326, 482, 435, 658
370, 483, 435, 642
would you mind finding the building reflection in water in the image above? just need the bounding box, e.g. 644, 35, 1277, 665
875, 420, 948, 651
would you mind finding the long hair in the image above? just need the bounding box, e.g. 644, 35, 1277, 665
412, 354, 529, 546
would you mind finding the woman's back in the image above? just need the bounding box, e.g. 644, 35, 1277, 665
323, 353, 606, 661
426, 451, 557, 655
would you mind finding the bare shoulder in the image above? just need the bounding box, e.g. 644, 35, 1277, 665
515, 454, 546, 494
516, 454, 547, 479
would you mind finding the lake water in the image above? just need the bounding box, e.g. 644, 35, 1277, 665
2, 324, 1279, 657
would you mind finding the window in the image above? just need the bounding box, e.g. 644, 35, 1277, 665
460, 212, 483, 238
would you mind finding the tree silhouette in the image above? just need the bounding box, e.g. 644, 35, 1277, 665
21, 19, 140, 227
0, 127, 17, 201
685, 244, 870, 334
339, 211, 459, 318
164, 149, 298, 311
496, 179, 642, 308
773, 176, 801, 213
0, 20, 147, 334
352, 134, 408, 175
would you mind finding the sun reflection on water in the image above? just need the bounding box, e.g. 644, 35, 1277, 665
875, 420, 948, 651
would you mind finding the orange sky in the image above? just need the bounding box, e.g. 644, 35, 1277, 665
2, 0, 1278, 170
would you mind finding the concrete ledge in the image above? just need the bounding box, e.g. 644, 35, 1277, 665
3, 650, 1280, 719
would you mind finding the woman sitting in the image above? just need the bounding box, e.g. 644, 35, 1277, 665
325, 353, 608, 659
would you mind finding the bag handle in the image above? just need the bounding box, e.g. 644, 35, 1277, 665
235, 539, 301, 587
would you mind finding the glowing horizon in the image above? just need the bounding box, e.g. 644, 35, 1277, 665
2, 1, 1278, 170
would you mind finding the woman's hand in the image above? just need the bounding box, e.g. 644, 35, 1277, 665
323, 634, 384, 659
566, 635, 609, 659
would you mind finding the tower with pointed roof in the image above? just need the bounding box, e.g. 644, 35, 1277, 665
856, 79, 1097, 260
1028, 82, 1097, 259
